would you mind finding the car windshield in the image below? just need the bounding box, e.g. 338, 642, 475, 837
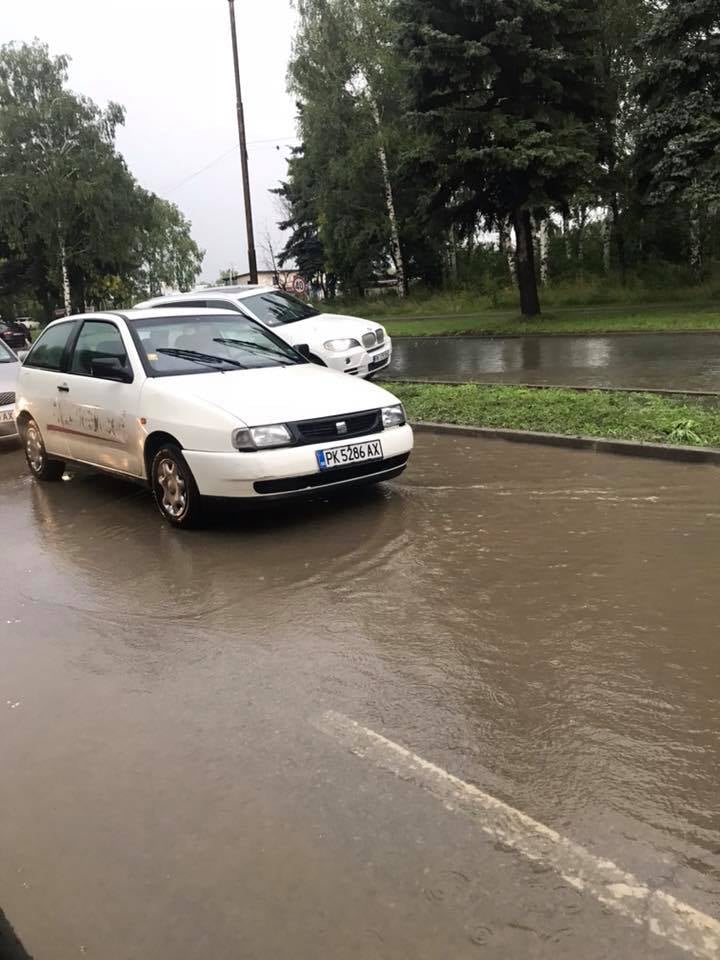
0, 340, 15, 363
241, 291, 320, 327
131, 313, 306, 376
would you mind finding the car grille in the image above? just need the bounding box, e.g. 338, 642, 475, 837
254, 453, 410, 495
361, 332, 376, 348
0, 391, 15, 406
291, 408, 382, 445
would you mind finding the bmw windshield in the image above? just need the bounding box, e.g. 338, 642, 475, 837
241, 291, 320, 326
131, 313, 307, 376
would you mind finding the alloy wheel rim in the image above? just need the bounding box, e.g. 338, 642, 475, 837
26, 426, 44, 472
157, 458, 187, 518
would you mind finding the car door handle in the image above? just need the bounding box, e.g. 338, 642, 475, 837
57, 384, 70, 393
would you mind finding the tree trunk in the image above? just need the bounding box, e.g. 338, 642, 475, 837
689, 203, 702, 279
609, 195, 626, 285
576, 205, 587, 277
448, 225, 458, 283
538, 217, 549, 286
562, 210, 571, 260
369, 99, 406, 297
512, 208, 541, 317
602, 213, 612, 274
59, 233, 71, 317
498, 217, 516, 282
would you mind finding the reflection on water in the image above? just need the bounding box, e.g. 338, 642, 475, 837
390, 333, 720, 389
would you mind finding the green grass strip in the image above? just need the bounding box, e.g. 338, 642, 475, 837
384, 381, 720, 448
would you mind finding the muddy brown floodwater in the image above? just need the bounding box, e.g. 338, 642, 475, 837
1, 435, 719, 959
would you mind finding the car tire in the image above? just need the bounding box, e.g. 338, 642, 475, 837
151, 444, 204, 529
22, 418, 65, 481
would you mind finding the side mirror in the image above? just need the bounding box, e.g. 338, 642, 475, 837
91, 356, 133, 383
295, 343, 326, 366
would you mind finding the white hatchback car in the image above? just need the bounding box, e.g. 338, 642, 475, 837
135, 287, 392, 378
14, 308, 412, 527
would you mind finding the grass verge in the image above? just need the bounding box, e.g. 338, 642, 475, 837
384, 381, 720, 448
375, 302, 720, 337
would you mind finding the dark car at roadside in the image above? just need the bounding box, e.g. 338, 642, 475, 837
0, 321, 31, 351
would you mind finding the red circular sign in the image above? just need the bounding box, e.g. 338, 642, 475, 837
292, 276, 306, 294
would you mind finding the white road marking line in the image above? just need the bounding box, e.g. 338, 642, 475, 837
316, 710, 720, 960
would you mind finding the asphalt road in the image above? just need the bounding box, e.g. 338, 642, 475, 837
388, 333, 720, 391
1, 435, 719, 959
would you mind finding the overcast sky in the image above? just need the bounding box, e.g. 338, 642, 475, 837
3, 0, 299, 281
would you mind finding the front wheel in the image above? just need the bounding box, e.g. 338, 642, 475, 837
23, 418, 65, 481
151, 444, 204, 529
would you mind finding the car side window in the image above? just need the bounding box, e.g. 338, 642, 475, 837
23, 322, 75, 371
69, 321, 130, 379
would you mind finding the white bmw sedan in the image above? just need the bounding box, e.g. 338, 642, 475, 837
13, 308, 412, 527
135, 287, 392, 378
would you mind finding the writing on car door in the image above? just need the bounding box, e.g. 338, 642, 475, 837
57, 319, 142, 476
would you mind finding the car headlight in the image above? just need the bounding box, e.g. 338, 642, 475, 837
232, 423, 292, 450
382, 404, 406, 428
323, 338, 361, 352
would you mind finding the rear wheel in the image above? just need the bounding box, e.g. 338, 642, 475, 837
151, 444, 203, 529
23, 418, 65, 481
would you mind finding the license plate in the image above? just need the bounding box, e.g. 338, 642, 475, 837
370, 350, 390, 367
316, 439, 383, 471
0, 410, 13, 423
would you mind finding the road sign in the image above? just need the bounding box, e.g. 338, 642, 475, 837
292, 276, 306, 294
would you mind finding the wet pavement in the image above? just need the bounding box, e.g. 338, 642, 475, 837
1, 435, 719, 959
389, 333, 720, 391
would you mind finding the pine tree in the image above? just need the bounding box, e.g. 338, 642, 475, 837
397, 0, 605, 316
636, 0, 720, 275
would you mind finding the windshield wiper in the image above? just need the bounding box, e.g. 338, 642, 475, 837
213, 338, 295, 365
156, 347, 247, 370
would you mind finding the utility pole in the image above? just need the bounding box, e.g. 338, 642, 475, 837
227, 0, 258, 285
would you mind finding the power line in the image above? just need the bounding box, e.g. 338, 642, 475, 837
163, 135, 300, 195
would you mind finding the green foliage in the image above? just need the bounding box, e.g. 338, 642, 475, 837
0, 40, 203, 317
386, 382, 720, 447
636, 0, 720, 209
281, 0, 720, 314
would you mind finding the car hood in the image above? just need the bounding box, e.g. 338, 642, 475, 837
148, 363, 400, 426
269, 313, 382, 345
0, 361, 19, 394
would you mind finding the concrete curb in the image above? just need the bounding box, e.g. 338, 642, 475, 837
385, 378, 720, 399
412, 421, 720, 465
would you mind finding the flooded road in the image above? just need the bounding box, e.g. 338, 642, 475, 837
389, 333, 720, 391
1, 436, 719, 959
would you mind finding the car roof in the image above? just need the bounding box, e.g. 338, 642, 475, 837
43, 307, 243, 328
136, 286, 272, 307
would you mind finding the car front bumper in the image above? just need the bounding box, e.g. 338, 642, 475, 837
184, 423, 413, 498
321, 339, 392, 378
0, 406, 18, 439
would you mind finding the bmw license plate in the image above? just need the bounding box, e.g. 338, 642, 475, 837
369, 350, 390, 368
0, 410, 13, 423
316, 439, 383, 471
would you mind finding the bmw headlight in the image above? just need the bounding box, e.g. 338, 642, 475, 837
323, 338, 361, 352
232, 423, 292, 451
381, 404, 406, 428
